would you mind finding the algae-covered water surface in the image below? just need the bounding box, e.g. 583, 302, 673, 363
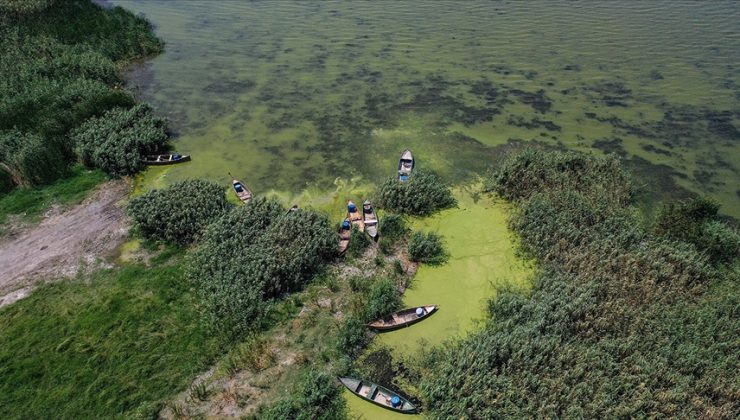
116, 0, 739, 217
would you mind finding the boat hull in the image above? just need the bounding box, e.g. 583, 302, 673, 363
232, 179, 253, 203
368, 305, 437, 332
339, 377, 418, 414
142, 154, 190, 165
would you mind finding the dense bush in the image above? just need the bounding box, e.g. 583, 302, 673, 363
654, 197, 739, 264
128, 179, 230, 246
188, 198, 336, 339
74, 104, 168, 176
361, 279, 402, 323
0, 129, 67, 186
336, 315, 370, 356
419, 149, 738, 418
486, 147, 632, 204
376, 169, 456, 216
378, 214, 407, 240
0, 0, 55, 15
0, 0, 163, 188
346, 225, 370, 258
407, 231, 447, 265
378, 213, 407, 253
259, 369, 346, 420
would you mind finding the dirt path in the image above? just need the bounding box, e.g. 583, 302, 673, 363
0, 180, 130, 307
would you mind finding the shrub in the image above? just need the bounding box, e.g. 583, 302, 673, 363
336, 315, 369, 355
0, 0, 55, 15
188, 198, 336, 339
260, 399, 299, 420
297, 370, 346, 419
129, 179, 229, 246
362, 279, 401, 323
346, 225, 370, 258
654, 196, 739, 264
259, 369, 346, 420
486, 147, 632, 204
376, 169, 456, 216
0, 129, 67, 186
699, 220, 740, 265
74, 104, 168, 176
378, 213, 408, 243
407, 231, 448, 265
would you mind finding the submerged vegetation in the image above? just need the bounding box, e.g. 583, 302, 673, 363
0, 0, 163, 192
420, 149, 739, 418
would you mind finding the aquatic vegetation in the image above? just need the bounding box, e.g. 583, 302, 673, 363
188, 198, 336, 339
376, 169, 456, 216
74, 104, 168, 176
128, 179, 230, 246
407, 231, 448, 265
420, 149, 738, 418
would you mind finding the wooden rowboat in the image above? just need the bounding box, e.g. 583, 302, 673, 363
339, 377, 418, 414
397, 149, 414, 182
368, 305, 437, 332
141, 153, 190, 165
362, 200, 378, 239
347, 200, 364, 231
231, 178, 253, 203
338, 218, 351, 254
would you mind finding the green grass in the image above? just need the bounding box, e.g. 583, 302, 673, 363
0, 252, 223, 419
0, 165, 107, 227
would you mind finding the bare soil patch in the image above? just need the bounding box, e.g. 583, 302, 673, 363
0, 180, 130, 307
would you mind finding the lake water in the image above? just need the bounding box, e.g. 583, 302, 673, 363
110, 1, 738, 417
115, 0, 739, 217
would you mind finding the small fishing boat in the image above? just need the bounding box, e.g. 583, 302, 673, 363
368, 305, 437, 332
362, 200, 379, 240
338, 219, 351, 254
347, 200, 364, 231
231, 178, 253, 203
397, 149, 414, 182
142, 153, 190, 165
339, 377, 418, 414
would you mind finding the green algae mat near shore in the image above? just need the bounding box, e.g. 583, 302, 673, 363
347, 190, 533, 419
115, 0, 739, 217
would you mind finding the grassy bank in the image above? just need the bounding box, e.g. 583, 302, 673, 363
0, 251, 222, 419
0, 165, 107, 229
